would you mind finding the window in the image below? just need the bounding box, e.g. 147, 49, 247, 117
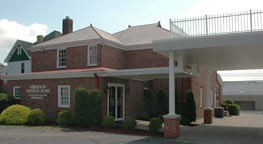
21, 63, 25, 73
58, 85, 70, 108
57, 49, 67, 68
200, 88, 203, 108
17, 45, 22, 55
88, 45, 97, 66
13, 86, 21, 99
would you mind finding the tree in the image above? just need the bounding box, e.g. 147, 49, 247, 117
181, 90, 196, 125
143, 89, 155, 117
155, 89, 167, 116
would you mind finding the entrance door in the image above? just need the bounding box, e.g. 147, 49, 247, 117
108, 84, 125, 121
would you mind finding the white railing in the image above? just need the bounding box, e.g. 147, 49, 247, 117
170, 10, 263, 38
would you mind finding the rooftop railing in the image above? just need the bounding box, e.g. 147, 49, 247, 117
170, 10, 263, 38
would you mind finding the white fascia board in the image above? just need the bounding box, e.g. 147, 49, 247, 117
4, 41, 19, 63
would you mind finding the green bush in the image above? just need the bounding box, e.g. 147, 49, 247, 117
180, 116, 191, 125
27, 108, 45, 125
223, 98, 234, 105
155, 89, 168, 116
175, 89, 181, 114
74, 88, 101, 127
148, 117, 162, 133
57, 110, 72, 126
228, 104, 240, 115
0, 105, 31, 125
123, 116, 137, 130
139, 112, 150, 121
102, 116, 115, 128
143, 89, 155, 118
181, 90, 196, 125
0, 93, 15, 113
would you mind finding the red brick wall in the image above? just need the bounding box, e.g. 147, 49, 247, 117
100, 45, 125, 69
4, 77, 144, 121
32, 50, 57, 72
125, 49, 169, 69
67, 46, 88, 69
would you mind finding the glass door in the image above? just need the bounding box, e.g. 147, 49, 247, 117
108, 84, 125, 121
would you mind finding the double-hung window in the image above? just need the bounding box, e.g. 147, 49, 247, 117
13, 86, 21, 99
57, 49, 67, 68
58, 85, 70, 108
88, 45, 97, 66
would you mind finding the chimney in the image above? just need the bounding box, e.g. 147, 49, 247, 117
63, 16, 73, 35
37, 35, 43, 44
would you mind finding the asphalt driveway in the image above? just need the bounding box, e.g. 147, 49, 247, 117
0, 114, 263, 144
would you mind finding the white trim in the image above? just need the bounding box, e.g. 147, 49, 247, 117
4, 41, 31, 63
107, 83, 125, 121
13, 86, 21, 99
56, 48, 67, 68
58, 85, 70, 108
87, 45, 97, 66
1, 67, 199, 81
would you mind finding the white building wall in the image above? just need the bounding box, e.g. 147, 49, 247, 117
7, 60, 31, 74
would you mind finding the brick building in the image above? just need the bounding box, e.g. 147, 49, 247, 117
1, 17, 222, 122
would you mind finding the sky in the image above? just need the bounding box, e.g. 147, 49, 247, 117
1, 0, 263, 81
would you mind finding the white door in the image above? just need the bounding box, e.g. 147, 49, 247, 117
108, 84, 125, 121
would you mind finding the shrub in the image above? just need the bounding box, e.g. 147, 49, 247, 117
74, 88, 101, 127
57, 110, 72, 126
123, 116, 137, 130
155, 89, 168, 116
180, 116, 191, 125
223, 98, 234, 105
139, 112, 150, 121
143, 89, 154, 118
102, 116, 115, 128
148, 117, 162, 133
175, 89, 181, 114
181, 90, 196, 125
228, 104, 240, 115
0, 105, 31, 125
0, 93, 15, 113
27, 108, 45, 125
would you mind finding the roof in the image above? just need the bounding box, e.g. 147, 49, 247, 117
17, 40, 33, 56
31, 22, 182, 49
43, 30, 62, 42
33, 25, 123, 48
113, 23, 178, 45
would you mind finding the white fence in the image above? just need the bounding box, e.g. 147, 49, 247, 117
170, 10, 263, 38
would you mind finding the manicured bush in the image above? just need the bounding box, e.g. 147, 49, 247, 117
74, 88, 101, 127
57, 110, 72, 126
148, 117, 162, 133
143, 89, 155, 118
228, 104, 240, 115
123, 116, 137, 130
102, 116, 115, 128
0, 93, 15, 113
223, 98, 234, 105
139, 112, 150, 121
27, 108, 45, 125
175, 89, 181, 114
0, 104, 31, 125
181, 90, 196, 125
155, 89, 168, 116
180, 116, 191, 125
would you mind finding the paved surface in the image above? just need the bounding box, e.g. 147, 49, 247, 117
0, 114, 263, 144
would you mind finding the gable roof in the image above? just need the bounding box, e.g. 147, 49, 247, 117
4, 40, 33, 63
113, 23, 179, 46
32, 25, 123, 49
43, 30, 62, 42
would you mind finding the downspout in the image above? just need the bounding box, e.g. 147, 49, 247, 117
94, 73, 100, 89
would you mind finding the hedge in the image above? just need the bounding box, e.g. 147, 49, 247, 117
102, 116, 115, 128
148, 117, 162, 133
74, 88, 101, 127
27, 108, 45, 125
0, 93, 15, 113
57, 110, 72, 126
123, 116, 137, 130
228, 104, 240, 115
0, 105, 31, 125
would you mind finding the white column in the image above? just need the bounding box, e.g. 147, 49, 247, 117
206, 71, 211, 108
168, 52, 176, 116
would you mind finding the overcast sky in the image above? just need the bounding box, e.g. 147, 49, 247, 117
1, 0, 263, 81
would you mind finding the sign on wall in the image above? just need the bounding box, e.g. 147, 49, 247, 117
26, 85, 50, 99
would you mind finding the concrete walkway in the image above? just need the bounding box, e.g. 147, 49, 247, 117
0, 114, 263, 144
